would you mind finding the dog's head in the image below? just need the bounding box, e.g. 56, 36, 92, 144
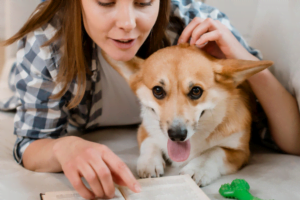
103, 44, 273, 161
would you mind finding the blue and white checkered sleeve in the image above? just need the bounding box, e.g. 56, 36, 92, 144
170, 0, 262, 60
13, 25, 70, 166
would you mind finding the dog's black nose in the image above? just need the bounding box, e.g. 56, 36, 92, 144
168, 128, 187, 142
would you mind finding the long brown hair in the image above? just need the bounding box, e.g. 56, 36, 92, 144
4, 0, 171, 108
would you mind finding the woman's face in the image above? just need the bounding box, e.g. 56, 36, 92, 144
82, 0, 160, 61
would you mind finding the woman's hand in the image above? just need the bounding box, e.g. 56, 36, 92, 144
178, 17, 257, 60
53, 136, 141, 199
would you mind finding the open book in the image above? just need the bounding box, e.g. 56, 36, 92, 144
40, 174, 210, 200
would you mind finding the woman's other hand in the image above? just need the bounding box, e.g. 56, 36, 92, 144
177, 17, 257, 60
53, 136, 141, 199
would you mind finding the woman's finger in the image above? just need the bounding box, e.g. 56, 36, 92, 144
88, 149, 116, 199
190, 18, 220, 45
78, 161, 105, 198
64, 166, 95, 200
111, 170, 127, 186
100, 146, 141, 193
195, 30, 223, 47
178, 17, 205, 44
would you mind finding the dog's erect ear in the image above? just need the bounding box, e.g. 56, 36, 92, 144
214, 59, 274, 87
101, 51, 144, 84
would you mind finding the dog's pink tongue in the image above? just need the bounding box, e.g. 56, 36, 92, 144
167, 139, 191, 162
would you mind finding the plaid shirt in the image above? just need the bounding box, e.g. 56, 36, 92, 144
0, 0, 263, 166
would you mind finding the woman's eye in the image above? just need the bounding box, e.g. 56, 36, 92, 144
97, 1, 114, 7
152, 86, 166, 99
188, 87, 203, 100
135, 1, 152, 7
97, 1, 152, 7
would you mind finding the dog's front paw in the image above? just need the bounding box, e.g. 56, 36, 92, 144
137, 155, 165, 178
179, 164, 221, 186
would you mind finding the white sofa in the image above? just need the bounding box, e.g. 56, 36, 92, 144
1, 1, 299, 200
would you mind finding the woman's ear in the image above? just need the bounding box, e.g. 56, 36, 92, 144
214, 59, 274, 87
101, 51, 144, 84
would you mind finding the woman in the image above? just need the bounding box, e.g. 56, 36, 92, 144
2, 0, 299, 199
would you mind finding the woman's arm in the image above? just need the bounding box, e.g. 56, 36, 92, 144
248, 69, 300, 155
223, 40, 300, 155
229, 43, 300, 155
22, 138, 63, 172
234, 52, 300, 156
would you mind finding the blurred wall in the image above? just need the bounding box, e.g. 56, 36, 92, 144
5, 0, 40, 59
0, 0, 4, 39
205, 0, 259, 41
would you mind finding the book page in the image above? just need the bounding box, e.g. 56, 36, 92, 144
119, 175, 210, 200
42, 188, 124, 200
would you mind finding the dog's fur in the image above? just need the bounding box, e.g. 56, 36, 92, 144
102, 44, 273, 186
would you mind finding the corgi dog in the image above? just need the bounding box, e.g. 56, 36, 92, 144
102, 44, 273, 186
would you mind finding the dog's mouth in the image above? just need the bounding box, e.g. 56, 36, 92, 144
167, 139, 191, 162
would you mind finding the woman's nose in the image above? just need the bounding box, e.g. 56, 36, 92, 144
115, 6, 136, 32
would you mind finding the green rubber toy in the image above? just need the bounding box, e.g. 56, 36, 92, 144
219, 179, 263, 200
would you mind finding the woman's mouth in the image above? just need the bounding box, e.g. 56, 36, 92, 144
111, 38, 137, 49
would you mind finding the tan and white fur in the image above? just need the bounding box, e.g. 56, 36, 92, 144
102, 44, 273, 186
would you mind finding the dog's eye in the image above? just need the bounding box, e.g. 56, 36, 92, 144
152, 86, 166, 99
188, 87, 203, 100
